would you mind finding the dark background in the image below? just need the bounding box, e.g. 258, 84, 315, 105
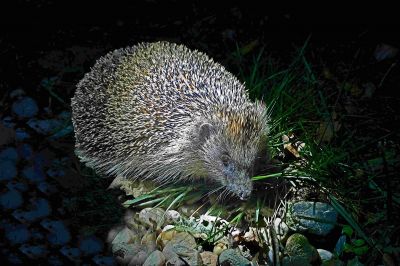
2, 1, 400, 94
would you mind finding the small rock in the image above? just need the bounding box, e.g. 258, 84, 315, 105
12, 198, 51, 222
111, 226, 139, 246
244, 227, 258, 242
284, 233, 320, 265
2, 116, 15, 128
143, 250, 166, 266
0, 189, 23, 210
12, 97, 39, 118
139, 207, 166, 229
167, 231, 197, 249
15, 128, 30, 141
274, 217, 289, 240
0, 160, 17, 181
218, 249, 251, 266
141, 232, 157, 253
287, 201, 338, 236
113, 242, 147, 265
5, 224, 31, 244
213, 242, 227, 255
317, 249, 333, 262
162, 232, 200, 265
200, 251, 218, 266
156, 228, 177, 249
27, 118, 63, 135
165, 210, 181, 225
40, 219, 71, 245
0, 147, 18, 161
123, 210, 148, 235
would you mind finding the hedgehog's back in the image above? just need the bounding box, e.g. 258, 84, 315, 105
71, 42, 249, 175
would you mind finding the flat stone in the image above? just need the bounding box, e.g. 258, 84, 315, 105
111, 226, 138, 246
200, 251, 218, 266
139, 207, 166, 229
287, 201, 338, 236
317, 249, 333, 262
162, 232, 201, 266
143, 250, 166, 266
274, 217, 289, 240
218, 249, 251, 266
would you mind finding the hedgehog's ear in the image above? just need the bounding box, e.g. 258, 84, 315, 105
199, 123, 214, 142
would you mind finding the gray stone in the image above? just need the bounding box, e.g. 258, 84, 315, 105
141, 232, 157, 253
111, 226, 138, 246
143, 250, 166, 266
317, 249, 333, 262
274, 217, 289, 240
127, 250, 148, 266
200, 251, 218, 266
139, 207, 166, 229
112, 242, 147, 265
162, 232, 201, 266
164, 210, 181, 225
287, 201, 338, 236
218, 249, 251, 266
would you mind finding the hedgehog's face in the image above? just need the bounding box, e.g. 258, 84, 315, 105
199, 123, 262, 200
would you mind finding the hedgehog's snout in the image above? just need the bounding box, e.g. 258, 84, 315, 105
238, 188, 251, 201
223, 167, 253, 200
226, 179, 253, 200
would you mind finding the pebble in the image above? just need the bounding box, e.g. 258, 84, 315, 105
12, 96, 39, 118
40, 219, 71, 245
283, 233, 320, 265
0, 189, 23, 210
143, 250, 166, 266
317, 249, 333, 262
287, 201, 338, 236
200, 251, 218, 266
0, 160, 17, 181
139, 207, 166, 229
12, 198, 51, 222
5, 224, 31, 244
218, 249, 251, 266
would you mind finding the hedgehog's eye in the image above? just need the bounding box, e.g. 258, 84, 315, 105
221, 154, 230, 166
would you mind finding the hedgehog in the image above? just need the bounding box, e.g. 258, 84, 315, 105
71, 41, 270, 200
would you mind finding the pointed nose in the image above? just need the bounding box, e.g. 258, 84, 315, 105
239, 191, 251, 201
